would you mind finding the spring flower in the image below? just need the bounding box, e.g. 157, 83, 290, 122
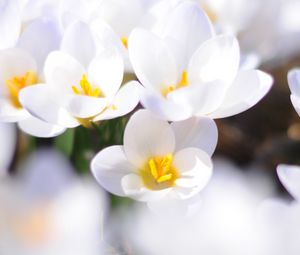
128, 2, 273, 121
91, 109, 216, 203
20, 48, 141, 129
0, 48, 66, 137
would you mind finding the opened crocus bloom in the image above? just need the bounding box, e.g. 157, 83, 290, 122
20, 48, 141, 129
128, 1, 273, 121
91, 110, 216, 203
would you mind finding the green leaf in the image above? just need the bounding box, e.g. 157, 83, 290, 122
54, 129, 75, 157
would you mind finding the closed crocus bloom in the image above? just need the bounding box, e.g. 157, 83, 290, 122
128, 2, 273, 121
288, 69, 300, 117
20, 48, 141, 129
91, 110, 216, 203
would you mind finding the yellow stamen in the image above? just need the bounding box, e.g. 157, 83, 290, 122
161, 71, 189, 97
72, 74, 102, 97
140, 153, 179, 190
5, 71, 37, 108
121, 37, 128, 49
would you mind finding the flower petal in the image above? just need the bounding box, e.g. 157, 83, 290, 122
277, 164, 300, 201
61, 20, 96, 67
0, 123, 16, 174
171, 117, 218, 156
124, 109, 175, 167
87, 49, 123, 99
188, 34, 240, 85
173, 148, 213, 199
91, 145, 134, 196
207, 70, 273, 119
65, 95, 108, 118
17, 17, 61, 71
0, 0, 21, 49
291, 94, 300, 117
128, 28, 178, 91
93, 81, 141, 121
140, 88, 193, 121
288, 69, 300, 97
44, 51, 85, 96
19, 84, 79, 128
168, 79, 227, 116
0, 98, 29, 122
162, 1, 214, 66
121, 173, 171, 201
18, 116, 66, 138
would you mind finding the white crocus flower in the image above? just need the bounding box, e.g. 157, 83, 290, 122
0, 14, 69, 137
20, 47, 141, 129
0, 48, 66, 137
128, 2, 273, 121
288, 69, 300, 117
91, 109, 216, 204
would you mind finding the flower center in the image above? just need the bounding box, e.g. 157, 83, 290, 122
161, 71, 189, 97
5, 71, 37, 108
121, 37, 128, 49
72, 74, 102, 97
140, 153, 179, 191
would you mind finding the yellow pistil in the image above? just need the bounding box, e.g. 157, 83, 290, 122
140, 153, 179, 190
5, 71, 37, 108
121, 37, 128, 49
161, 71, 189, 97
72, 74, 102, 97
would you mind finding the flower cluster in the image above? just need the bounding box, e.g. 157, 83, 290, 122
0, 0, 279, 207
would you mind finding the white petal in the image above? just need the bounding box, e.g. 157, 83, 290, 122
168, 79, 227, 116
87, 49, 123, 99
288, 69, 300, 97
188, 34, 240, 85
0, 0, 21, 49
93, 81, 141, 121
61, 21, 96, 67
18, 116, 66, 138
128, 28, 178, 91
277, 164, 300, 201
173, 148, 213, 199
0, 48, 37, 88
44, 51, 85, 96
124, 109, 175, 167
171, 117, 218, 155
0, 98, 29, 122
19, 84, 79, 128
65, 95, 108, 118
291, 94, 300, 117
121, 173, 170, 201
140, 88, 193, 121
162, 1, 214, 66
208, 70, 273, 119
17, 17, 61, 71
91, 145, 134, 197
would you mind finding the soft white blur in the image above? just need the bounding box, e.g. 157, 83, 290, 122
113, 157, 276, 255
0, 148, 111, 255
